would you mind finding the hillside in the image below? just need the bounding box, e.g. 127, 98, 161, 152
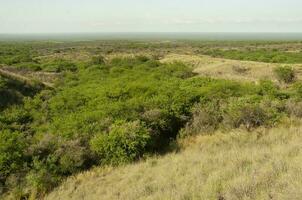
46, 123, 302, 200
1, 40, 302, 199
162, 54, 302, 83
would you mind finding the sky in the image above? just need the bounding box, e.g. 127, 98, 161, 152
0, 0, 302, 33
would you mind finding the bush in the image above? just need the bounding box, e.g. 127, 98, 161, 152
285, 99, 302, 118
181, 102, 222, 136
25, 159, 61, 198
274, 66, 295, 83
232, 65, 250, 74
136, 55, 149, 62
23, 134, 95, 197
257, 80, 278, 96
223, 97, 273, 131
293, 82, 302, 98
90, 121, 151, 165
0, 130, 27, 184
42, 60, 77, 72
0, 77, 6, 89
90, 55, 105, 65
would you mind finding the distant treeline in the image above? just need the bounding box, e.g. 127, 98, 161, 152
200, 48, 302, 64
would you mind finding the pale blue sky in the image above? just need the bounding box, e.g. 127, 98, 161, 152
1, 0, 302, 33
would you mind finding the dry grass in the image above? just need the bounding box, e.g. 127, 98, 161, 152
46, 121, 302, 200
161, 54, 302, 83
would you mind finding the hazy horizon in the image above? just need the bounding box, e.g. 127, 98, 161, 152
1, 32, 302, 41
1, 0, 302, 33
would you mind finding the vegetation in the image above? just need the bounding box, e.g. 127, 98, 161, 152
274, 66, 296, 83
0, 40, 302, 199
46, 124, 302, 200
201, 48, 302, 64
90, 120, 151, 165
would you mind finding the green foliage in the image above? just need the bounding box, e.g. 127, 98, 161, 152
135, 55, 150, 62
0, 130, 27, 183
42, 59, 77, 72
202, 49, 302, 64
0, 52, 301, 198
0, 77, 5, 89
181, 101, 222, 136
257, 80, 278, 96
293, 82, 302, 98
274, 66, 296, 83
223, 97, 280, 130
223, 99, 267, 130
90, 55, 105, 65
90, 120, 151, 165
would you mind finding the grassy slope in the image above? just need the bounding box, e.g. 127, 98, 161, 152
161, 54, 302, 83
46, 122, 302, 200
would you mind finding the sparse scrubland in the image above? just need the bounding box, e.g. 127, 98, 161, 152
1, 40, 302, 199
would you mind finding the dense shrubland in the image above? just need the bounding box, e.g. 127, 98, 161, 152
1, 42, 302, 198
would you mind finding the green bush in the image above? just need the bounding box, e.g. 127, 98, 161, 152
201, 49, 302, 64
0, 130, 27, 184
292, 82, 302, 98
25, 159, 61, 197
257, 80, 278, 96
135, 55, 150, 62
90, 120, 151, 165
0, 77, 6, 90
42, 60, 77, 72
181, 102, 223, 136
222, 97, 279, 130
90, 55, 105, 65
274, 66, 295, 83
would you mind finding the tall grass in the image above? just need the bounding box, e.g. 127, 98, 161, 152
46, 122, 302, 200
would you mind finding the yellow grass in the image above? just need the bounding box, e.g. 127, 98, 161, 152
46, 122, 302, 200
161, 54, 302, 83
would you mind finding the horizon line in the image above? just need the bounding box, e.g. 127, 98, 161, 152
1, 31, 302, 35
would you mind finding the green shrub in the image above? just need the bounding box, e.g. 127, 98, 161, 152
42, 60, 77, 72
292, 82, 302, 98
90, 121, 151, 165
0, 77, 6, 89
0, 130, 27, 184
25, 159, 62, 198
222, 97, 277, 130
136, 55, 150, 62
201, 49, 302, 64
181, 102, 223, 136
90, 55, 105, 65
274, 66, 295, 83
257, 80, 278, 96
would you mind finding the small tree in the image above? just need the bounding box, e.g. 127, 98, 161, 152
90, 120, 151, 165
274, 66, 295, 83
